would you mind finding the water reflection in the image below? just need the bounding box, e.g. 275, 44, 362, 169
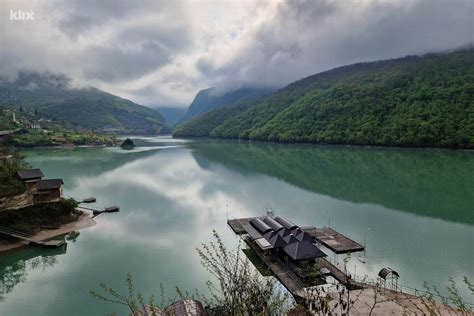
0, 243, 67, 299
190, 140, 474, 224
0, 138, 470, 315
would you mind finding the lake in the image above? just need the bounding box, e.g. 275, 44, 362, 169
0, 136, 473, 315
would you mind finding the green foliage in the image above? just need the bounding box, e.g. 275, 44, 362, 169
0, 109, 117, 146
0, 72, 164, 134
90, 273, 159, 316
0, 150, 27, 198
196, 230, 288, 315
175, 49, 474, 148
0, 198, 80, 233
91, 231, 289, 315
180, 87, 273, 123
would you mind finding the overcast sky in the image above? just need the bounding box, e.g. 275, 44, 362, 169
0, 0, 472, 108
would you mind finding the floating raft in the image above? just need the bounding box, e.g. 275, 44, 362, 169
227, 218, 365, 254
227, 218, 251, 234
304, 227, 365, 254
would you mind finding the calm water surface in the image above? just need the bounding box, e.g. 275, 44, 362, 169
0, 136, 473, 315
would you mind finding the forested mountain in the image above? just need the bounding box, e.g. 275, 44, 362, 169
174, 49, 474, 149
0, 72, 164, 134
180, 86, 274, 123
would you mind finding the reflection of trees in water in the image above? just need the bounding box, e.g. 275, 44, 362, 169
191, 141, 474, 224
0, 261, 27, 300
0, 237, 71, 298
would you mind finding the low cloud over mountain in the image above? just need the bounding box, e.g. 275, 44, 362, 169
1, 0, 472, 107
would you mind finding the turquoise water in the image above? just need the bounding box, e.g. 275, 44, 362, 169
0, 136, 472, 315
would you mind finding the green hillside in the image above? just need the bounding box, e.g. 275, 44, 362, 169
0, 72, 164, 135
174, 49, 474, 148
180, 86, 273, 123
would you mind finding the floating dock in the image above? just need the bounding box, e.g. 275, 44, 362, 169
228, 217, 366, 299
244, 235, 364, 299
304, 226, 365, 254
228, 218, 365, 254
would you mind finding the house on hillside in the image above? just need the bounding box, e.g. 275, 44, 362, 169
14, 168, 64, 204
15, 169, 44, 191
34, 179, 64, 203
26, 122, 41, 129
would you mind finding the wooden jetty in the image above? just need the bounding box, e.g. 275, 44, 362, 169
229, 217, 366, 300
77, 205, 120, 217
228, 218, 365, 254
304, 226, 365, 254
0, 226, 65, 248
227, 217, 252, 234
244, 236, 307, 299
244, 236, 364, 299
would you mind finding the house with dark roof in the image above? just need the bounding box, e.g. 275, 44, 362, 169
14, 168, 64, 203
242, 215, 326, 281
34, 179, 64, 203
15, 169, 44, 190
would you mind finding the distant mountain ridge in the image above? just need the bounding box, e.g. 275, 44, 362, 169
174, 49, 474, 149
0, 72, 164, 135
154, 106, 187, 126
179, 86, 274, 123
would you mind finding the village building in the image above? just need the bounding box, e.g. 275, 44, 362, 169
15, 169, 44, 191
242, 216, 327, 282
26, 122, 41, 129
34, 179, 64, 203
14, 168, 64, 203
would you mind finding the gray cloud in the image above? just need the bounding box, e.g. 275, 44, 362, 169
211, 0, 473, 89
81, 41, 172, 82
0, 0, 472, 107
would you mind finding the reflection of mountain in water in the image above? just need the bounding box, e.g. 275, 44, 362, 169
24, 147, 162, 188
0, 242, 67, 299
190, 141, 474, 224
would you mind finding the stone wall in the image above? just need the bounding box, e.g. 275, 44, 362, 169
0, 192, 34, 210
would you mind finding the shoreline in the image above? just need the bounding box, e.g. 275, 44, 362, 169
174, 136, 474, 152
12, 143, 114, 149
0, 211, 96, 253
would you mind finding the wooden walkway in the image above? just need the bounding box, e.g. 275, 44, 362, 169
244, 237, 365, 300
227, 218, 251, 235
316, 258, 365, 290
229, 217, 366, 299
244, 237, 307, 299
0, 226, 65, 248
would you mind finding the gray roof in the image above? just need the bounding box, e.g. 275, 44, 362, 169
263, 217, 284, 232
292, 228, 313, 242
242, 223, 263, 240
242, 216, 327, 260
275, 216, 297, 230
249, 218, 272, 234
15, 169, 44, 180
283, 240, 327, 260
284, 233, 299, 244
37, 179, 64, 190
264, 231, 287, 248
